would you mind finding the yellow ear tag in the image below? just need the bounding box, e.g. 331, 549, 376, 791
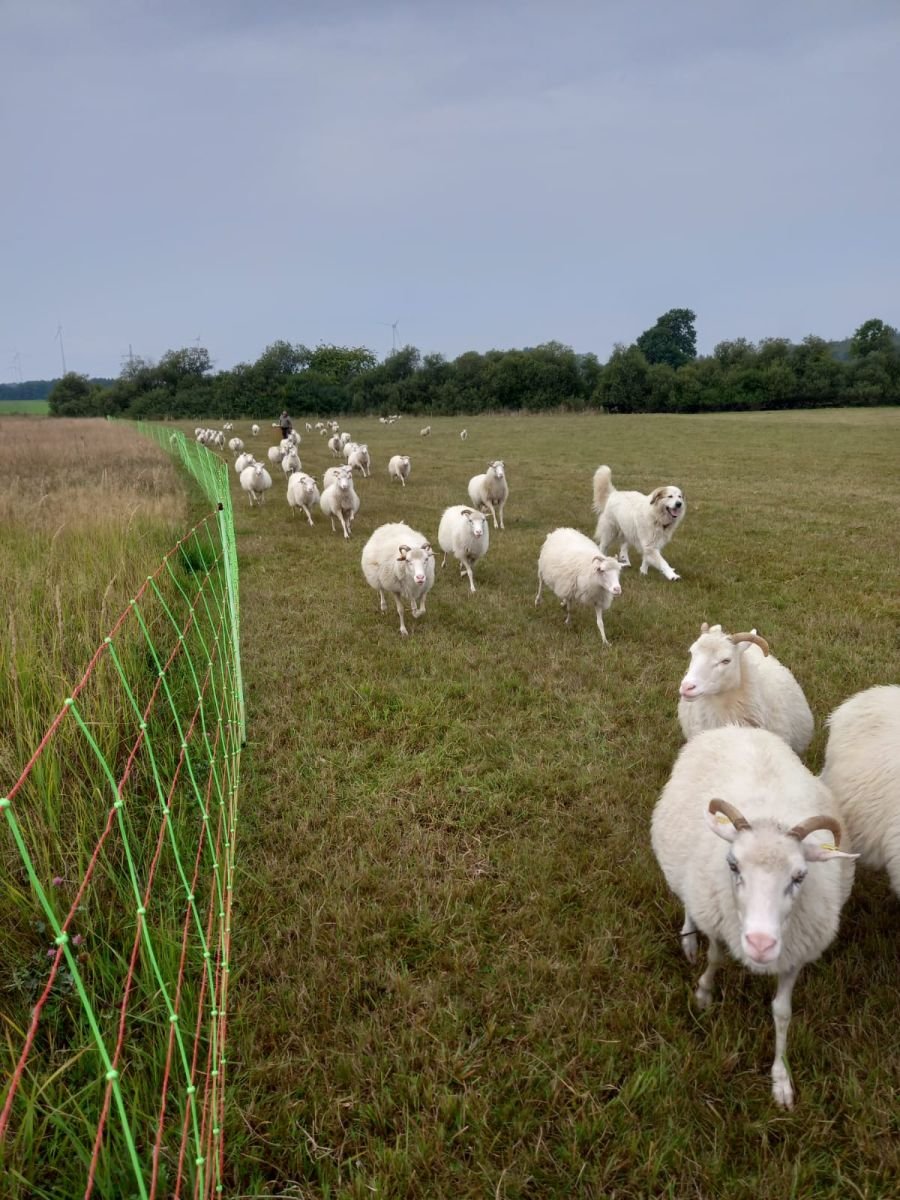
819, 842, 837, 852
715, 814, 730, 825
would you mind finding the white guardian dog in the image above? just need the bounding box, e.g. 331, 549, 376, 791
592, 465, 686, 581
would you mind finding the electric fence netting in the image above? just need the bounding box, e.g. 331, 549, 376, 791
0, 429, 244, 1200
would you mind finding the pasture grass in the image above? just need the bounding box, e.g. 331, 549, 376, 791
0, 400, 50, 415
216, 409, 900, 1198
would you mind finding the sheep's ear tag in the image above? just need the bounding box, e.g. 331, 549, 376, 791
819, 842, 837, 853
715, 814, 731, 826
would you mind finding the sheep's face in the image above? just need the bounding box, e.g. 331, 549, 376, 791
706, 807, 856, 969
680, 629, 746, 699
398, 543, 433, 587
489, 461, 505, 479
461, 509, 487, 539
649, 485, 685, 525
592, 555, 622, 596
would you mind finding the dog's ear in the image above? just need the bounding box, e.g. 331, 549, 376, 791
649, 487, 666, 506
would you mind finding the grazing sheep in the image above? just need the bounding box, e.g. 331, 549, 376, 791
388, 455, 411, 487
361, 523, 435, 636
419, 425, 431, 437
651, 726, 857, 1108
460, 429, 468, 440
286, 472, 320, 525
678, 623, 814, 755
228, 437, 244, 456
239, 463, 273, 506
348, 445, 371, 477
319, 471, 360, 538
251, 423, 260, 436
468, 461, 509, 530
437, 505, 490, 593
281, 448, 302, 476
592, 465, 686, 581
234, 452, 254, 474
534, 527, 623, 643
328, 434, 343, 457
821, 685, 900, 897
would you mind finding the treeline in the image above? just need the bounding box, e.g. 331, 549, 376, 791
1, 378, 113, 403
47, 312, 900, 418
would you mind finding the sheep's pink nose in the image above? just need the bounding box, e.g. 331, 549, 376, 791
611, 584, 621, 595
745, 933, 777, 958
680, 682, 696, 696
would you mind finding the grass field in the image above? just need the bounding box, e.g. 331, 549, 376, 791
2, 410, 899, 1198
213, 409, 900, 1198
0, 399, 50, 415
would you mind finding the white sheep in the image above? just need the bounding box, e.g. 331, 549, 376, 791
234, 452, 254, 474
459, 429, 468, 440
239, 462, 273, 506
327, 434, 343, 457
339, 431, 352, 447
419, 425, 431, 437
678, 623, 814, 755
348, 445, 371, 477
342, 441, 360, 461
286, 472, 320, 525
228, 437, 244, 456
305, 422, 312, 432
267, 445, 284, 466
388, 455, 411, 487
534, 527, 623, 643
651, 726, 857, 1108
468, 461, 508, 530
319, 471, 360, 538
251, 423, 260, 436
323, 464, 353, 490
223, 422, 233, 432
821, 685, 900, 897
281, 448, 302, 476
361, 523, 435, 636
437, 506, 490, 593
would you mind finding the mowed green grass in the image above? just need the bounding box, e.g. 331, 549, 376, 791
0, 399, 49, 415
213, 409, 900, 1199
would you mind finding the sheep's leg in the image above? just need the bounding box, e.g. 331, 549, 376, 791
771, 966, 800, 1109
694, 937, 725, 1009
400, 477, 405, 488
487, 501, 499, 529
413, 593, 426, 617
462, 560, 476, 593
497, 500, 505, 530
393, 593, 409, 636
641, 548, 680, 581
339, 512, 350, 539
329, 515, 336, 532
594, 606, 609, 644
441, 551, 448, 568
378, 589, 388, 613
563, 601, 572, 625
304, 506, 314, 527
679, 912, 699, 964
617, 542, 632, 567
534, 574, 544, 606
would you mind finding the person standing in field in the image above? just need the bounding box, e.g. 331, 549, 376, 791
278, 410, 293, 439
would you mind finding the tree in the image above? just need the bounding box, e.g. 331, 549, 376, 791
849, 318, 897, 359
635, 308, 697, 369
48, 372, 103, 416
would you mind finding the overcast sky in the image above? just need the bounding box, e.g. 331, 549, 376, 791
2, 0, 898, 381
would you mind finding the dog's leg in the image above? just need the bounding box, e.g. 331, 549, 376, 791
617, 542, 631, 567
641, 549, 680, 581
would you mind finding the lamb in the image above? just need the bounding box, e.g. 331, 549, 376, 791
348, 445, 371, 477
319, 471, 360, 538
361, 523, 435, 636
267, 445, 284, 465
821, 685, 900, 897
592, 465, 686, 581
651, 726, 857, 1108
234, 452, 254, 474
678, 623, 814, 755
328, 434, 343, 457
467, 461, 508, 530
459, 429, 468, 440
437, 506, 490, 593
228, 437, 244, 456
286, 472, 320, 525
420, 425, 431, 437
251, 423, 260, 436
281, 448, 302, 476
534, 527, 623, 643
388, 455, 411, 487
239, 462, 273, 506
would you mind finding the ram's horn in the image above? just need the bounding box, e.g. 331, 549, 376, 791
788, 816, 842, 846
729, 631, 770, 656
708, 799, 752, 831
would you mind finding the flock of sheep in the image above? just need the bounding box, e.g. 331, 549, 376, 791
192, 417, 899, 1112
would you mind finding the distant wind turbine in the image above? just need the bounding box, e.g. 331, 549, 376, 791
378, 319, 400, 353
54, 324, 67, 375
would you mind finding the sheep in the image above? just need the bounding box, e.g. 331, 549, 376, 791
388, 454, 411, 487
534, 528, 623, 643
468, 461, 508, 530
651, 726, 857, 1108
339, 431, 352, 447
323, 464, 353, 490
328, 434, 343, 457
348, 445, 371, 477
234, 452, 254, 474
459, 429, 468, 440
239, 462, 273, 506
419, 425, 431, 437
280, 437, 295, 455
228, 437, 244, 456
342, 440, 360, 461
223, 421, 233, 432
821, 685, 900, 897
267, 445, 284, 466
286, 472, 320, 525
213, 431, 225, 448
437, 506, 490, 593
281, 448, 302, 476
305, 422, 312, 432
251, 423, 260, 436
678, 623, 814, 755
319, 471, 360, 538
361, 523, 435, 636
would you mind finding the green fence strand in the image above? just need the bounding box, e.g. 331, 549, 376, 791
0, 425, 244, 1200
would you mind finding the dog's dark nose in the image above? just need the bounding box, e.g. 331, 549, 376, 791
673, 500, 683, 509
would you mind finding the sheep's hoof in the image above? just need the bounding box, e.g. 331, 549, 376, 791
681, 932, 698, 964
693, 985, 713, 1011
772, 1067, 794, 1109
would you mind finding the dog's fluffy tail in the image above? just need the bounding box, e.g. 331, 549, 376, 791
592, 465, 614, 515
